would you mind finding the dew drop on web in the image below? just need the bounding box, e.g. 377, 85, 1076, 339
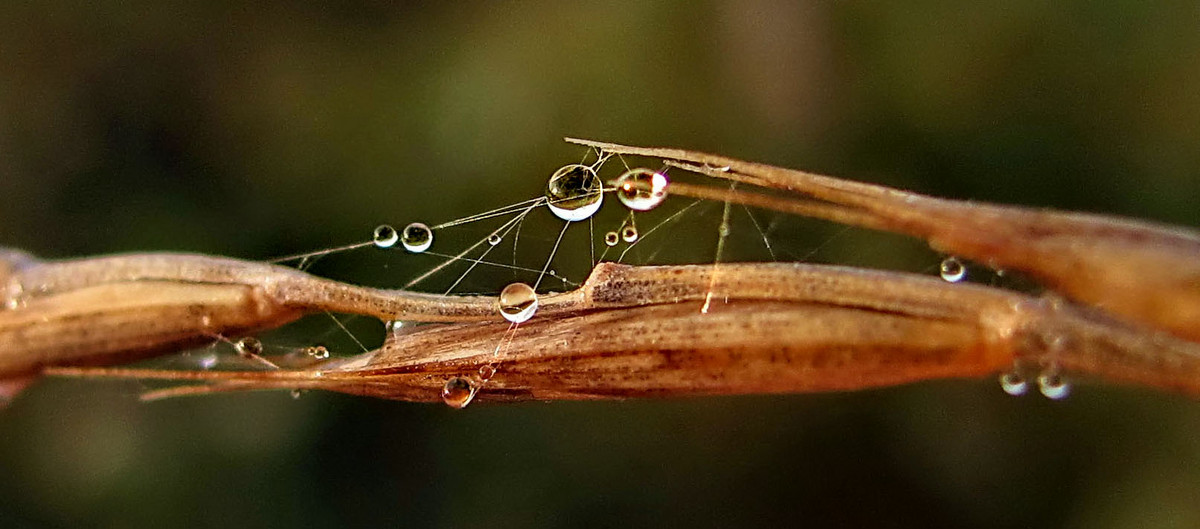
373, 224, 398, 248
401, 222, 433, 253
615, 168, 669, 211
234, 337, 263, 358
604, 231, 619, 246
621, 225, 639, 243
545, 164, 603, 222
479, 364, 497, 381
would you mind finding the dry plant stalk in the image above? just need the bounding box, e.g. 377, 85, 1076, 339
3, 139, 1199, 405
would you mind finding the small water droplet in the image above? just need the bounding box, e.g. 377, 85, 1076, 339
373, 224, 398, 248
234, 337, 263, 358
615, 168, 669, 211
198, 354, 219, 370
4, 279, 24, 310
940, 257, 966, 282
604, 231, 619, 246
385, 320, 404, 337
305, 346, 330, 360
479, 364, 497, 381
546, 164, 603, 221
441, 377, 476, 409
498, 282, 538, 323
401, 222, 433, 253
290, 389, 304, 400
621, 225, 638, 243
487, 234, 502, 246
1038, 372, 1071, 400
999, 371, 1027, 396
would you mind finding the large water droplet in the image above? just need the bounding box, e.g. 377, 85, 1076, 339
940, 257, 966, 282
615, 168, 669, 211
604, 231, 619, 246
441, 377, 476, 409
498, 282, 538, 323
999, 371, 1027, 396
487, 234, 502, 246
1038, 372, 1071, 400
546, 164, 603, 221
621, 225, 639, 243
234, 337, 263, 358
373, 225, 398, 248
401, 222, 433, 253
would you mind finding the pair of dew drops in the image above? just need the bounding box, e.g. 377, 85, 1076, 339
545, 165, 670, 222
233, 337, 329, 361
1000, 371, 1070, 400
373, 223, 432, 253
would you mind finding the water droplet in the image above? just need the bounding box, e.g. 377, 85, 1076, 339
479, 364, 497, 381
305, 346, 330, 360
4, 279, 24, 310
615, 168, 669, 211
385, 320, 404, 337
197, 354, 219, 370
1038, 372, 1071, 400
234, 337, 263, 358
487, 234, 502, 246
546, 164, 603, 221
441, 377, 476, 409
401, 222, 433, 253
940, 257, 966, 282
621, 225, 638, 243
290, 389, 304, 400
373, 224, 398, 248
604, 231, 619, 246
999, 371, 1027, 396
498, 282, 538, 323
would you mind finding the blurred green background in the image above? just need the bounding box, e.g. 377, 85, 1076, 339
2, 1, 1200, 527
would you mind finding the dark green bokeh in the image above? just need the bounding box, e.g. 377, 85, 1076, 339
2, 1, 1199, 527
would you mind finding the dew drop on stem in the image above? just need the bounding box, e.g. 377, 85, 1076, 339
498, 282, 538, 323
940, 257, 966, 282
999, 371, 1028, 396
441, 377, 476, 409
1038, 371, 1071, 400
